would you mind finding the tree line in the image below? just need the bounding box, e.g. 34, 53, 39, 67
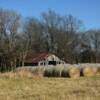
0, 8, 100, 71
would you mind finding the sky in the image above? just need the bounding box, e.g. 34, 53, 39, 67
0, 0, 100, 30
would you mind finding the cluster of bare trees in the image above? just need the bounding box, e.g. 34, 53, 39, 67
0, 8, 100, 71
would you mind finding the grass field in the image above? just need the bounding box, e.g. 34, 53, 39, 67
0, 76, 100, 100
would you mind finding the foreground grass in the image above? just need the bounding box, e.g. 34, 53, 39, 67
0, 76, 100, 100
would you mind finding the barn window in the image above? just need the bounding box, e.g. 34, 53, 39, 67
48, 61, 56, 65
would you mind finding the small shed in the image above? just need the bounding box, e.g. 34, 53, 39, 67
24, 53, 65, 66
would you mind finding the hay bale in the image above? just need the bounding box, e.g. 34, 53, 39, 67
15, 67, 32, 72
44, 65, 63, 77
16, 70, 33, 78
61, 67, 69, 77
52, 66, 62, 77
96, 67, 100, 75
14, 67, 34, 78
80, 67, 95, 77
32, 67, 45, 77
92, 67, 98, 75
44, 66, 54, 77
61, 66, 80, 78
68, 67, 80, 78
15, 66, 45, 77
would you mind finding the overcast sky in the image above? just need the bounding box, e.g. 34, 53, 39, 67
0, 0, 100, 29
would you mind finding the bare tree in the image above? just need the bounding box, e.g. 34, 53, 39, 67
41, 10, 62, 53
81, 30, 100, 63
0, 8, 20, 71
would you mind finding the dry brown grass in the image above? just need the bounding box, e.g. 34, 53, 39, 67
0, 68, 34, 78
0, 71, 33, 78
0, 76, 99, 100
0, 65, 100, 100
0, 72, 17, 78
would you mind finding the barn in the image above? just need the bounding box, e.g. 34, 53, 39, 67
24, 53, 65, 66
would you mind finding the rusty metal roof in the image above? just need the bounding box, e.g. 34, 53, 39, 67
25, 52, 52, 63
